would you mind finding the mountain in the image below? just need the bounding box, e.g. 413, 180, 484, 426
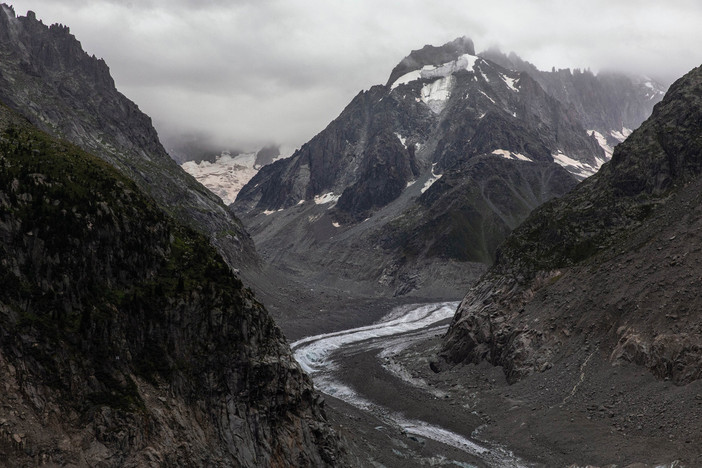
480, 47, 667, 157
233, 37, 661, 296
0, 103, 344, 466
441, 64, 702, 387
0, 4, 256, 268
181, 146, 284, 205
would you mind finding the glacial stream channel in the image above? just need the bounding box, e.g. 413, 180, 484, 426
291, 302, 529, 467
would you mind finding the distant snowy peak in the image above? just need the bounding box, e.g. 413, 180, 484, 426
182, 148, 288, 205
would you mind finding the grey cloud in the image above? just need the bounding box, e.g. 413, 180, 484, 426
6, 0, 702, 154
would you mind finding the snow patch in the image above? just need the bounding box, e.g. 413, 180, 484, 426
552, 151, 598, 178
262, 208, 283, 216
395, 132, 407, 148
478, 90, 496, 105
588, 130, 615, 160
502, 74, 519, 92
611, 127, 633, 142
421, 164, 442, 194
390, 53, 479, 90
421, 75, 454, 113
492, 149, 532, 162
314, 192, 340, 205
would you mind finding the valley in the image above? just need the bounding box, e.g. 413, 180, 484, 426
2, 3, 701, 467
281, 297, 695, 467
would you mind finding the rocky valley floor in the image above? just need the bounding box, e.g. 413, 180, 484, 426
277, 298, 701, 467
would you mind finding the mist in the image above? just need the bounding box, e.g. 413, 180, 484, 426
7, 1, 702, 158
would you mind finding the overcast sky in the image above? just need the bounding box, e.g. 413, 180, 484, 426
7, 1, 702, 156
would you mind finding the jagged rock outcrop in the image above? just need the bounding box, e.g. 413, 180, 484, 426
0, 4, 257, 269
0, 105, 344, 466
442, 64, 702, 385
480, 47, 666, 154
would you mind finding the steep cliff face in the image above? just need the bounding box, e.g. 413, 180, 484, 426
0, 106, 343, 466
0, 5, 257, 268
442, 65, 702, 386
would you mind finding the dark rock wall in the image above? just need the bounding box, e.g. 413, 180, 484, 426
0, 106, 344, 466
0, 5, 257, 268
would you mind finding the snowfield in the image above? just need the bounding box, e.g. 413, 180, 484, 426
181, 151, 258, 205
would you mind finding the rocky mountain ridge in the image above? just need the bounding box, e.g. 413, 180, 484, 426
480, 47, 666, 149
0, 103, 344, 467
233, 37, 661, 296
441, 64, 702, 387
0, 4, 257, 268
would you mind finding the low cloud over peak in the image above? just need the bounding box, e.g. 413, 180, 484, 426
7, 1, 700, 156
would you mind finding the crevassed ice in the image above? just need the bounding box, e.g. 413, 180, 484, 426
390, 53, 479, 90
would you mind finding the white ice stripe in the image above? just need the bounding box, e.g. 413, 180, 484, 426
478, 89, 496, 104
291, 302, 457, 373
262, 208, 283, 215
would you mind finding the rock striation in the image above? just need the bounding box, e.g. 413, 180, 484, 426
0, 104, 344, 467
441, 64, 702, 385
0, 4, 257, 269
